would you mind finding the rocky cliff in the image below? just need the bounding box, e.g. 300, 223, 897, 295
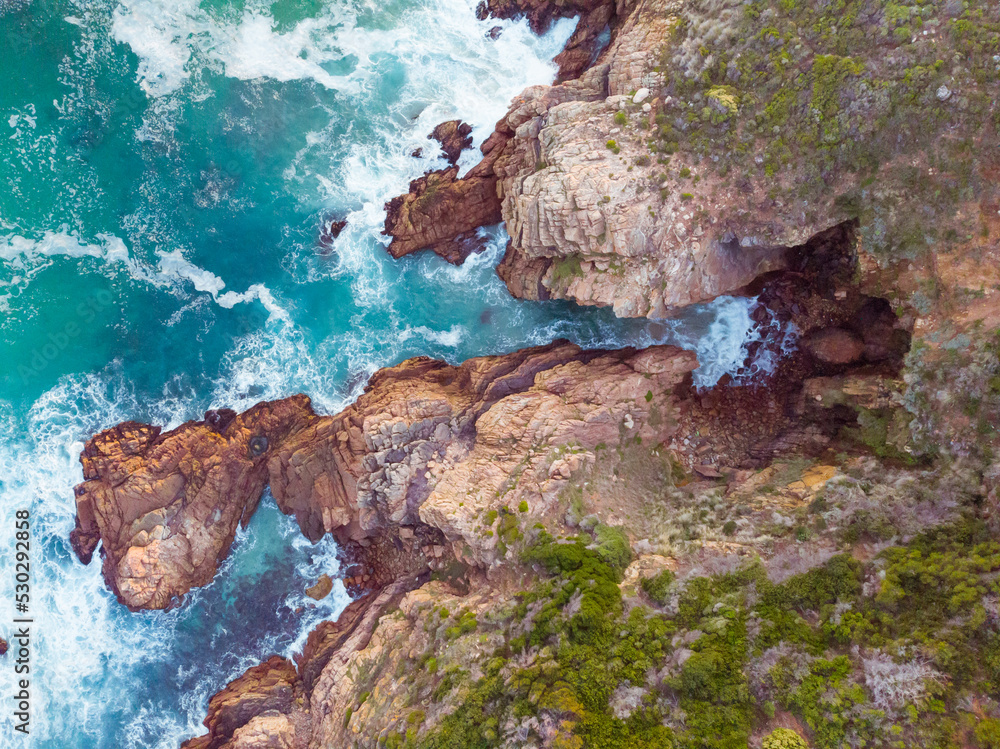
387, 0, 1000, 320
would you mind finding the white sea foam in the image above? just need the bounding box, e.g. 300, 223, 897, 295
156, 248, 227, 295
111, 0, 203, 96
0, 231, 127, 263
669, 296, 762, 387
111, 0, 358, 97
0, 372, 167, 745
660, 295, 799, 388
399, 324, 467, 348
0, 231, 289, 322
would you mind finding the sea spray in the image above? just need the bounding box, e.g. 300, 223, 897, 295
662, 295, 800, 389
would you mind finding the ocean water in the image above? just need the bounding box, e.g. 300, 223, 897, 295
0, 0, 775, 746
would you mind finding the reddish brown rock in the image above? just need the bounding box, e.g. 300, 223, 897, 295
429, 120, 473, 165
381, 125, 513, 264
496, 240, 551, 301
317, 216, 346, 254
551, 1, 615, 81
382, 165, 501, 264
70, 398, 316, 611
382, 0, 621, 266
71, 341, 696, 610
804, 328, 867, 365
305, 574, 333, 601
184, 580, 419, 749
180, 656, 298, 749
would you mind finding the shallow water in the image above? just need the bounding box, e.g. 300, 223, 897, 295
0, 0, 772, 745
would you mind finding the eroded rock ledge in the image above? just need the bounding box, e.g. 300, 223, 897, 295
71, 224, 914, 613
382, 0, 622, 266
70, 341, 698, 610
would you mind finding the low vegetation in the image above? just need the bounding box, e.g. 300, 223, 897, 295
371, 508, 1000, 748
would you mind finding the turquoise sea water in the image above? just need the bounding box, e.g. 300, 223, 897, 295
0, 0, 769, 745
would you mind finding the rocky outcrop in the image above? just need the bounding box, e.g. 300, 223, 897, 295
69, 399, 316, 611
382, 123, 512, 264
381, 0, 622, 265
429, 120, 473, 165
71, 341, 697, 610
182, 578, 423, 749
382, 159, 502, 264
386, 0, 792, 311
181, 656, 298, 749
386, 0, 1000, 321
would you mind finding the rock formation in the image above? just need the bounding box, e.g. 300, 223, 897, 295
64, 0, 1000, 744
69, 399, 315, 611
71, 341, 697, 610
382, 158, 502, 264
181, 656, 298, 749
181, 579, 419, 749
386, 0, 999, 320
428, 120, 473, 165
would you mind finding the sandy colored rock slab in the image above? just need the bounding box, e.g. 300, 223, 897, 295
305, 574, 334, 601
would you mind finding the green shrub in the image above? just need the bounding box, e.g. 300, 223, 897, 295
614, 111, 628, 126
641, 569, 676, 605
762, 728, 807, 749
593, 524, 633, 577
977, 718, 1000, 749
445, 611, 478, 639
